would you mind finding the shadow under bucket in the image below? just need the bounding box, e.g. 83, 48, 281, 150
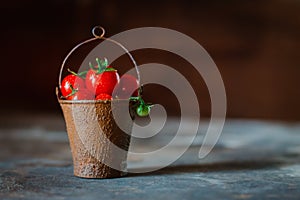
59, 99, 134, 178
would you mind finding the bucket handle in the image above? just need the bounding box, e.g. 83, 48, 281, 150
58, 26, 141, 95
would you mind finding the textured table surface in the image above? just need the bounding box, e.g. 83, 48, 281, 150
0, 114, 300, 200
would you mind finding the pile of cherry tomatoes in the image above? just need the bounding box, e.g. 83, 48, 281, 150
60, 58, 151, 116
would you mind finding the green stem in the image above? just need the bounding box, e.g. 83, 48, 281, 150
64, 85, 78, 98
67, 68, 87, 79
96, 58, 102, 71
67, 68, 77, 76
129, 96, 140, 101
89, 62, 94, 69
95, 58, 109, 74
78, 71, 88, 77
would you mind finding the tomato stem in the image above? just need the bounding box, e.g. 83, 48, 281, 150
96, 57, 108, 73
67, 68, 77, 76
78, 71, 88, 77
64, 85, 78, 99
67, 68, 87, 79
96, 58, 102, 71
89, 62, 94, 69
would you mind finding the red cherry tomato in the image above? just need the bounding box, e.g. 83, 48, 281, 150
67, 89, 94, 100
115, 74, 139, 99
96, 93, 113, 101
61, 75, 85, 97
85, 67, 120, 96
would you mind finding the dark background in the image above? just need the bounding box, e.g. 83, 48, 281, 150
0, 0, 299, 121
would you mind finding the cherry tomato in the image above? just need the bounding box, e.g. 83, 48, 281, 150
61, 75, 85, 97
136, 104, 151, 117
67, 89, 94, 100
85, 67, 120, 96
115, 74, 139, 99
96, 93, 113, 101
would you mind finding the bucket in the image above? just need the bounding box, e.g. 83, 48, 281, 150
58, 99, 134, 178
57, 26, 140, 178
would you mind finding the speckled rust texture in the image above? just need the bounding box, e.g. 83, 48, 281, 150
59, 100, 133, 178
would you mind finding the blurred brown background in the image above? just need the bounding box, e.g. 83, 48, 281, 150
0, 0, 299, 121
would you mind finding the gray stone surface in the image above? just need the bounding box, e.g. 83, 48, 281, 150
0, 114, 300, 199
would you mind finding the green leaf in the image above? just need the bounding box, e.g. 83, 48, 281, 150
104, 67, 117, 72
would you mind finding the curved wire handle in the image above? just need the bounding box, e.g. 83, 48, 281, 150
58, 26, 141, 94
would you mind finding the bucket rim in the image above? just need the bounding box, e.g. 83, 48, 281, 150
58, 99, 133, 104
56, 87, 134, 104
